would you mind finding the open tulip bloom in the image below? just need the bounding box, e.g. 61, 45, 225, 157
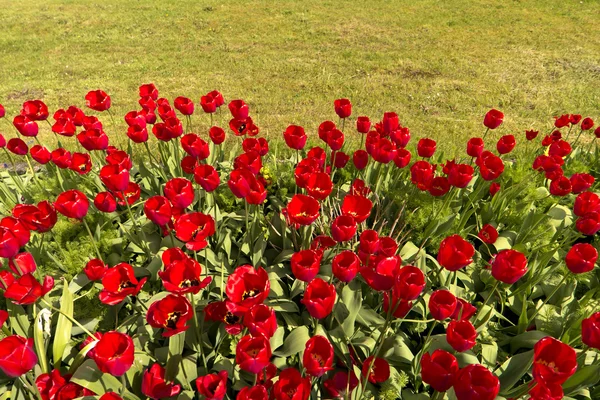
0, 88, 599, 400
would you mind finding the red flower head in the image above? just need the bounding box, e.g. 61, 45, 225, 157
393, 265, 426, 300
417, 138, 436, 158
353, 149, 369, 170
581, 117, 594, 131
196, 371, 228, 400
228, 168, 256, 198
0, 229, 18, 260
478, 224, 498, 244
0, 104, 3, 118
410, 161, 434, 191
570, 114, 582, 125
226, 265, 270, 311
147, 294, 193, 337
78, 129, 109, 151
573, 192, 600, 217
0, 275, 49, 305
291, 249, 322, 282
341, 194, 372, 223
491, 249, 528, 284
8, 252, 36, 276
447, 163, 474, 188
30, 145, 51, 164
85, 89, 111, 111
526, 129, 539, 140
382, 112, 399, 134
334, 98, 352, 119
127, 124, 149, 143
303, 335, 334, 377
114, 182, 140, 206
549, 176, 571, 196
582, 312, 600, 349
446, 320, 477, 352
91, 331, 135, 377
283, 125, 307, 150
55, 190, 89, 220
160, 255, 211, 294
228, 99, 249, 120
139, 83, 158, 99
437, 235, 474, 271
174, 212, 215, 251
466, 137, 484, 158
173, 96, 194, 116
194, 164, 220, 192
94, 192, 117, 213
181, 155, 198, 174
429, 290, 457, 320
451, 298, 477, 321
576, 212, 600, 236
273, 368, 311, 400
533, 336, 577, 385
306, 172, 333, 200
565, 243, 597, 274
181, 134, 210, 159
69, 152, 92, 175
0, 336, 37, 377
333, 151, 349, 168
0, 216, 29, 249
429, 176, 450, 197
554, 114, 570, 128
421, 350, 459, 392
350, 178, 372, 197
286, 194, 321, 226
100, 165, 130, 192
237, 385, 269, 400
548, 140, 571, 158
165, 177, 195, 209
360, 256, 401, 292
7, 138, 29, 155
570, 173, 594, 194
332, 250, 360, 283
242, 137, 269, 157
324, 371, 359, 399
12, 201, 57, 233
21, 100, 48, 121
496, 134, 516, 154
142, 363, 181, 399
36, 369, 94, 400
244, 304, 277, 339
302, 278, 336, 319
11, 116, 38, 139
528, 382, 564, 400
370, 137, 396, 163
483, 109, 504, 129
84, 259, 107, 281
234, 150, 263, 174
356, 116, 371, 133
453, 364, 499, 400
99, 263, 147, 305
331, 215, 357, 242
476, 151, 505, 181
236, 334, 272, 374
361, 356, 390, 384
51, 148, 71, 168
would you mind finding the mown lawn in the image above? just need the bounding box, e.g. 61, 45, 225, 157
1, 0, 600, 153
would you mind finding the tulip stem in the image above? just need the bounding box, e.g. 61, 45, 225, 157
474, 280, 500, 326
82, 218, 103, 261
188, 293, 208, 370
40, 298, 97, 339
122, 192, 152, 256
19, 375, 43, 400
528, 273, 569, 322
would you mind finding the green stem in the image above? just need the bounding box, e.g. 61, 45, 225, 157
82, 218, 103, 261
474, 280, 500, 326
528, 274, 569, 322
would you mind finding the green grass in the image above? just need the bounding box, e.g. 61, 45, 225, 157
1, 0, 600, 153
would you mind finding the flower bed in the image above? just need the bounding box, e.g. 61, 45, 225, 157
0, 86, 599, 400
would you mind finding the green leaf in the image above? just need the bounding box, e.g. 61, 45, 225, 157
563, 365, 600, 395
53, 280, 74, 366
496, 350, 534, 394
510, 331, 547, 353
71, 359, 122, 394
266, 298, 299, 313
165, 332, 185, 382
33, 307, 49, 374
273, 326, 310, 357
340, 280, 362, 337
6, 301, 29, 337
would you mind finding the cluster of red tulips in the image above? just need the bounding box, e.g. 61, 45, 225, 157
0, 84, 599, 400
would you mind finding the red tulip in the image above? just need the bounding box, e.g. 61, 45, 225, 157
581, 117, 594, 131
382, 112, 399, 134
12, 201, 57, 233
51, 148, 71, 168
0, 336, 37, 377
160, 255, 211, 294
283, 125, 307, 150
478, 224, 498, 244
350, 150, 367, 170
139, 83, 158, 99
30, 145, 51, 164
331, 215, 357, 242
361, 356, 390, 384
13, 115, 39, 137
147, 294, 193, 337
446, 320, 477, 352
533, 336, 577, 385
370, 138, 396, 163
0, 227, 20, 259
453, 364, 499, 400
570, 173, 594, 194
273, 368, 311, 400
491, 249, 528, 284
196, 371, 228, 400
92, 331, 135, 376
180, 134, 209, 159
228, 99, 249, 120
341, 195, 372, 223
237, 385, 269, 400
410, 161, 434, 191
447, 163, 474, 188
164, 178, 195, 209
417, 138, 436, 158
236, 334, 272, 374
302, 278, 336, 319
94, 192, 117, 213
421, 350, 459, 392
99, 263, 147, 305
477, 151, 505, 181
0, 216, 29, 248
174, 212, 215, 251
525, 129, 539, 140
429, 290, 457, 320
360, 256, 401, 291
451, 298, 477, 321
244, 304, 277, 339
286, 194, 320, 226
429, 176, 450, 196
489, 182, 500, 197
303, 335, 334, 377
306, 172, 333, 200
8, 252, 37, 275
226, 265, 270, 311
437, 235, 474, 271
466, 137, 484, 158
356, 116, 371, 133
334, 98, 352, 119
582, 312, 600, 349
483, 109, 503, 129
573, 192, 600, 217
7, 138, 29, 155
394, 265, 426, 300
84, 259, 107, 281
21, 100, 48, 120
565, 243, 597, 274
194, 164, 220, 192
291, 249, 322, 282
234, 150, 262, 174
85, 89, 111, 111
142, 363, 181, 399
99, 165, 129, 192
393, 148, 412, 168
548, 140, 571, 158
68, 152, 91, 175
576, 212, 600, 236
55, 190, 89, 220
78, 129, 109, 151
143, 196, 172, 226
496, 134, 516, 154
4, 274, 54, 305
332, 250, 360, 283
528, 382, 564, 400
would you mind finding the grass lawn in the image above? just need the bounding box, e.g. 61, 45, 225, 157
1, 0, 600, 153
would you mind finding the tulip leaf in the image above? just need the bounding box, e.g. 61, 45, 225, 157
71, 359, 122, 394
495, 349, 534, 394
340, 280, 362, 337
6, 301, 29, 337
165, 332, 185, 382
563, 365, 600, 395
273, 326, 310, 357
176, 391, 195, 400
33, 306, 49, 374
53, 280, 73, 366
